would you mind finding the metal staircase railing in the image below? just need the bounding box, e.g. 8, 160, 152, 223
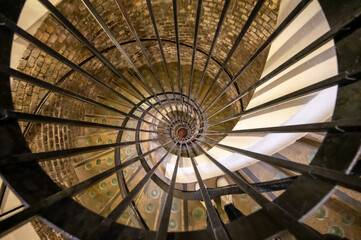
0, 0, 360, 239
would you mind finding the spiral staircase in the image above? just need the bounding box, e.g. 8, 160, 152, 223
0, 0, 361, 239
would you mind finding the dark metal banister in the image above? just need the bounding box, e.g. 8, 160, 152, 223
203, 0, 312, 112
195, 0, 231, 100
80, 0, 173, 124
146, 0, 174, 97
199, 0, 267, 106
115, 0, 168, 100
214, 143, 361, 193
172, 0, 183, 111
204, 118, 361, 135
186, 144, 229, 240
207, 67, 361, 124
194, 69, 360, 132
5, 110, 158, 133
188, 0, 203, 101
156, 147, 181, 240
87, 143, 177, 239
37, 0, 144, 103
196, 143, 325, 240
0, 142, 171, 238
0, 66, 157, 126
0, 138, 157, 167
115, 0, 176, 121
0, 14, 164, 124
205, 6, 361, 119
20, 36, 227, 139
0, 0, 359, 239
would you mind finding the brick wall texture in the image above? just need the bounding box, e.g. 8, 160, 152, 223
9, 0, 280, 238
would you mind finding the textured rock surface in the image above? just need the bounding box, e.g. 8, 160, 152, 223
10, 0, 280, 238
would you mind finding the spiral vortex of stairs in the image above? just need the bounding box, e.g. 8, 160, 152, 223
0, 0, 361, 239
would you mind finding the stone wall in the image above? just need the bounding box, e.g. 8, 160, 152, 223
9, 0, 280, 238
